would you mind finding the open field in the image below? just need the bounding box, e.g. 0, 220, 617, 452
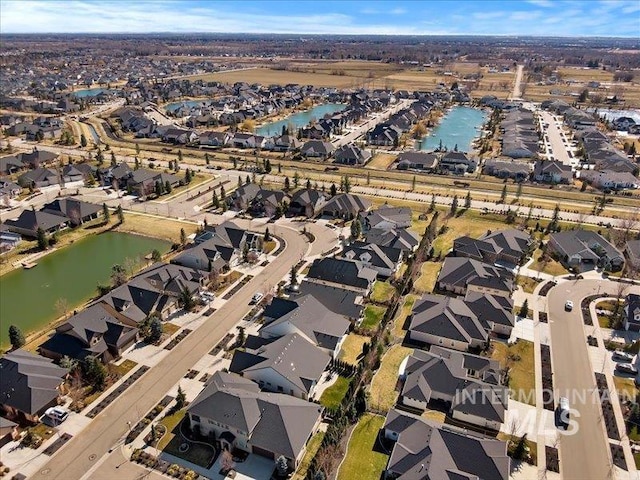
117, 212, 198, 244
367, 152, 397, 171
337, 414, 388, 480
369, 344, 412, 411
491, 340, 536, 406
339, 334, 369, 366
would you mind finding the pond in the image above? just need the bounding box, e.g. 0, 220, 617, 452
72, 88, 110, 98
255, 103, 346, 137
0, 232, 170, 348
419, 106, 488, 153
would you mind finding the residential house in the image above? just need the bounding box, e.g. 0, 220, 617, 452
4, 209, 69, 238
399, 347, 507, 429
321, 193, 370, 219
126, 169, 181, 198
625, 240, 640, 269
190, 221, 261, 266
295, 280, 364, 321
396, 151, 439, 172
231, 133, 265, 149
0, 156, 25, 175
437, 257, 514, 297
364, 227, 419, 255
464, 291, 515, 337
162, 127, 198, 144
0, 224, 21, 253
42, 198, 101, 226
229, 333, 331, 400
363, 205, 412, 230
439, 151, 477, 174
305, 257, 377, 295
580, 170, 639, 191
333, 144, 371, 165
408, 294, 489, 351
383, 409, 510, 480
367, 124, 403, 146
0, 179, 21, 204
624, 294, 640, 332
533, 160, 573, 184
483, 160, 530, 181
18, 167, 60, 189
453, 228, 532, 267
261, 294, 350, 358
18, 150, 58, 169
228, 183, 261, 211
270, 134, 302, 152
199, 131, 230, 147
0, 349, 68, 425
39, 303, 138, 363
98, 263, 204, 325
288, 189, 326, 218
301, 140, 335, 160
339, 241, 402, 279
249, 189, 289, 218
548, 230, 625, 271
187, 371, 322, 470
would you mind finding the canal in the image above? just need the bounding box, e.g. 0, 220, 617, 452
419, 106, 488, 153
0, 232, 170, 348
256, 103, 346, 137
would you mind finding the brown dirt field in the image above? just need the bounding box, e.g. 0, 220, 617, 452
183, 68, 368, 88
558, 67, 615, 83
367, 152, 397, 170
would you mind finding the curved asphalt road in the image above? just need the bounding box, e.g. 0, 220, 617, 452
548, 279, 640, 480
34, 225, 309, 480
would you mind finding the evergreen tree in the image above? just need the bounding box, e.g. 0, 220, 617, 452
205, 153, 210, 164
277, 163, 282, 174
366, 171, 371, 185
135, 143, 140, 155
177, 150, 183, 164
36, 227, 48, 250
81, 356, 107, 390
464, 191, 471, 209
110, 151, 116, 167
290, 265, 298, 286
284, 176, 291, 191
155, 180, 163, 197
80, 134, 87, 148
344, 175, 351, 193
519, 299, 529, 318
264, 227, 271, 241
102, 203, 110, 223
185, 168, 192, 184
8, 325, 25, 350
145, 315, 163, 343
220, 185, 226, 199
294, 171, 300, 188
212, 190, 219, 208
516, 182, 523, 199
265, 158, 272, 173
180, 228, 187, 246
233, 157, 238, 169
165, 180, 172, 194
411, 175, 416, 191
275, 455, 288, 476
330, 183, 337, 196
116, 205, 124, 224
500, 184, 507, 203
306, 178, 312, 189
134, 156, 140, 170
450, 195, 458, 216
96, 148, 104, 166
350, 215, 362, 239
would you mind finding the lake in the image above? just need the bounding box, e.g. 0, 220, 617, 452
419, 106, 488, 153
0, 232, 170, 348
256, 103, 346, 137
72, 88, 110, 98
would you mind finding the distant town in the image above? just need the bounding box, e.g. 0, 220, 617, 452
0, 29, 640, 480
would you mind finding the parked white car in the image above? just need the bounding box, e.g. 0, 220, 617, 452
613, 350, 634, 363
616, 363, 638, 375
43, 407, 69, 426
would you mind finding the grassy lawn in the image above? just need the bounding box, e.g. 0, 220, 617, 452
361, 304, 387, 333
612, 376, 639, 403
517, 276, 541, 294
634, 452, 640, 470
118, 212, 198, 244
29, 423, 58, 441
370, 280, 396, 304
529, 249, 569, 277
163, 322, 181, 337
215, 270, 243, 294
157, 409, 186, 451
392, 294, 417, 340
112, 359, 138, 377
409, 211, 430, 236
497, 432, 538, 466
413, 261, 441, 293
263, 240, 276, 254
598, 314, 611, 328
369, 345, 412, 411
163, 431, 216, 468
293, 431, 325, 480
337, 414, 388, 480
339, 334, 369, 366
367, 153, 397, 170
319, 376, 351, 410
432, 211, 508, 255
491, 340, 536, 406
422, 410, 447, 423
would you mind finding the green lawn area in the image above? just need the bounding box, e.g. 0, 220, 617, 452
112, 359, 138, 377
432, 211, 508, 256
361, 304, 387, 333
517, 276, 541, 294
529, 249, 569, 277
29, 423, 57, 441
392, 294, 417, 340
293, 431, 325, 480
337, 414, 388, 480
156, 409, 186, 451
413, 261, 441, 293
370, 280, 396, 304
598, 314, 611, 328
634, 452, 640, 470
369, 345, 412, 411
319, 376, 351, 409
338, 334, 369, 366
491, 340, 536, 406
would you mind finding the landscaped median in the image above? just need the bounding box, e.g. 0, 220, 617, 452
337, 414, 388, 480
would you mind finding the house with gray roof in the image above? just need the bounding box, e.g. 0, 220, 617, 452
288, 189, 326, 218
321, 193, 370, 219
249, 189, 290, 218
464, 290, 515, 336
383, 409, 510, 480
625, 294, 640, 332
227, 183, 261, 211
187, 371, 322, 470
580, 169, 640, 191
363, 205, 412, 230
396, 151, 439, 172
548, 230, 624, 272
365, 228, 419, 256
399, 347, 507, 430
533, 160, 572, 184
18, 167, 60, 188
306, 257, 377, 294
301, 140, 335, 160
39, 303, 138, 363
483, 160, 531, 181
260, 294, 350, 358
408, 294, 489, 351
295, 281, 364, 321
0, 349, 68, 424
230, 333, 331, 400
4, 209, 69, 238
125, 169, 181, 198
453, 228, 532, 267
42, 198, 101, 226
439, 151, 477, 173
0, 155, 25, 175
625, 240, 640, 269
333, 143, 371, 165
437, 257, 514, 297
339, 241, 402, 279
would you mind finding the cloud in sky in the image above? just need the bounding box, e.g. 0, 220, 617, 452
0, 0, 637, 37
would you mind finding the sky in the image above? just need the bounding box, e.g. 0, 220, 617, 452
1, 0, 639, 37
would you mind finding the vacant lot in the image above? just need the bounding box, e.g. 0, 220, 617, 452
118, 213, 198, 244
492, 340, 536, 406
369, 345, 412, 411
367, 152, 397, 170
337, 414, 388, 480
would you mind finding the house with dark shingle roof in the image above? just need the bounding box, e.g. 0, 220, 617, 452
321, 193, 370, 219
363, 205, 412, 230
295, 281, 364, 321
437, 257, 514, 298
333, 143, 371, 165
187, 371, 322, 470
383, 409, 510, 480
288, 189, 326, 218
625, 240, 640, 269
39, 303, 138, 363
408, 294, 489, 351
306, 257, 377, 294
453, 228, 532, 267
301, 140, 335, 160
625, 294, 640, 332
396, 151, 439, 172
0, 155, 25, 175
548, 230, 624, 272
230, 333, 331, 400
18, 167, 60, 188
42, 198, 101, 226
227, 183, 261, 211
533, 160, 572, 184
261, 294, 350, 358
399, 347, 507, 430
364, 227, 419, 256
439, 151, 477, 173
0, 349, 68, 424
249, 188, 290, 218
339, 241, 402, 279
4, 209, 69, 238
